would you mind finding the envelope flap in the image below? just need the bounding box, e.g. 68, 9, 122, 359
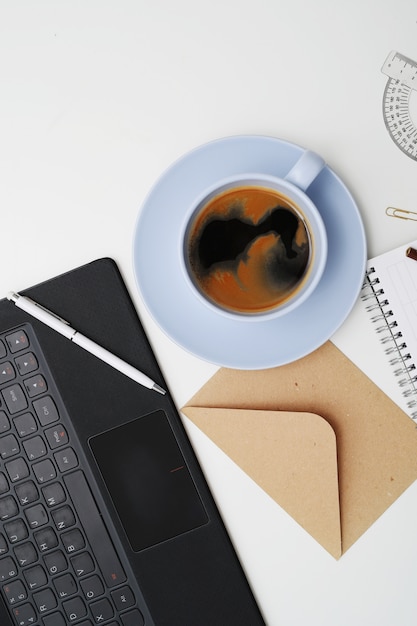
183, 341, 417, 556
183, 406, 342, 559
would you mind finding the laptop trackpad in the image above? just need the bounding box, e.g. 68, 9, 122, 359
89, 410, 208, 552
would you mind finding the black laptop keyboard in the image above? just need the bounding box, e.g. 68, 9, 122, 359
0, 324, 147, 626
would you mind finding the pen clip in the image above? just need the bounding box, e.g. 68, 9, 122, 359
33, 298, 70, 326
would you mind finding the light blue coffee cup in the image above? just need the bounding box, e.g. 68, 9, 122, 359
180, 150, 327, 322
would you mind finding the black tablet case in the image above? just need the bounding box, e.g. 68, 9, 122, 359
0, 258, 265, 626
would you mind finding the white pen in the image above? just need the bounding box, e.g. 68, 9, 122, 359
7, 291, 166, 395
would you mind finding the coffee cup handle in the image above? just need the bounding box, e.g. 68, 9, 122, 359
284, 150, 326, 191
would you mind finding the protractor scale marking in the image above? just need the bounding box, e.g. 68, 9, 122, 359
382, 50, 417, 160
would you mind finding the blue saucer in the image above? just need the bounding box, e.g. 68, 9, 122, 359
133, 136, 367, 369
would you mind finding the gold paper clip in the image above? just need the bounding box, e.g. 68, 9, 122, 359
386, 207, 417, 221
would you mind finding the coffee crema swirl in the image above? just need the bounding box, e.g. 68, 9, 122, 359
186, 186, 311, 314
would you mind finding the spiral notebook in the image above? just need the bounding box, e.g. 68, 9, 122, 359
361, 239, 417, 421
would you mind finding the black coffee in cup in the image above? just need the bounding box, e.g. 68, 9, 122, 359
185, 185, 311, 315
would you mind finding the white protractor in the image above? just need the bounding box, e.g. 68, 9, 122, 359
382, 50, 417, 160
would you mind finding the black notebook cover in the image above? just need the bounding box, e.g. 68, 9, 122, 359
0, 258, 264, 626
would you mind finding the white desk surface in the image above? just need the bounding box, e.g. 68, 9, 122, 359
1, 2, 417, 624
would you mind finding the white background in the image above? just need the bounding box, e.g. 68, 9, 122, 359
1, 1, 417, 624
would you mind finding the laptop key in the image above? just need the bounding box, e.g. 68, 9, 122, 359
34, 526, 58, 552
80, 574, 104, 600
121, 609, 145, 626
42, 481, 65, 507
0, 363, 15, 384
62, 596, 88, 622
111, 585, 135, 611
6, 457, 30, 483
3, 578, 27, 604
14, 352, 38, 376
54, 447, 78, 472
0, 412, 10, 433
14, 541, 37, 567
24, 503, 48, 529
23, 435, 47, 461
15, 480, 39, 506
4, 518, 28, 544
13, 413, 37, 437
24, 564, 47, 590
24, 374, 47, 398
1, 385, 27, 414
71, 552, 95, 578
33, 459, 56, 484
51, 504, 76, 531
11, 602, 37, 626
5, 330, 29, 353
61, 528, 85, 554
0, 496, 18, 520
32, 396, 59, 426
42, 612, 66, 626
0, 435, 20, 460
43, 549, 68, 576
0, 533, 7, 555
53, 572, 78, 599
33, 587, 58, 613
0, 556, 17, 582
90, 597, 114, 623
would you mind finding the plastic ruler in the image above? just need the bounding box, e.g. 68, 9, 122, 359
382, 50, 417, 160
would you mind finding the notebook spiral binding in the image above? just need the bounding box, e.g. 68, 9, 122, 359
362, 268, 417, 421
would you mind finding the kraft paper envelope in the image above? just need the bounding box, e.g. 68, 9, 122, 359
182, 341, 417, 559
